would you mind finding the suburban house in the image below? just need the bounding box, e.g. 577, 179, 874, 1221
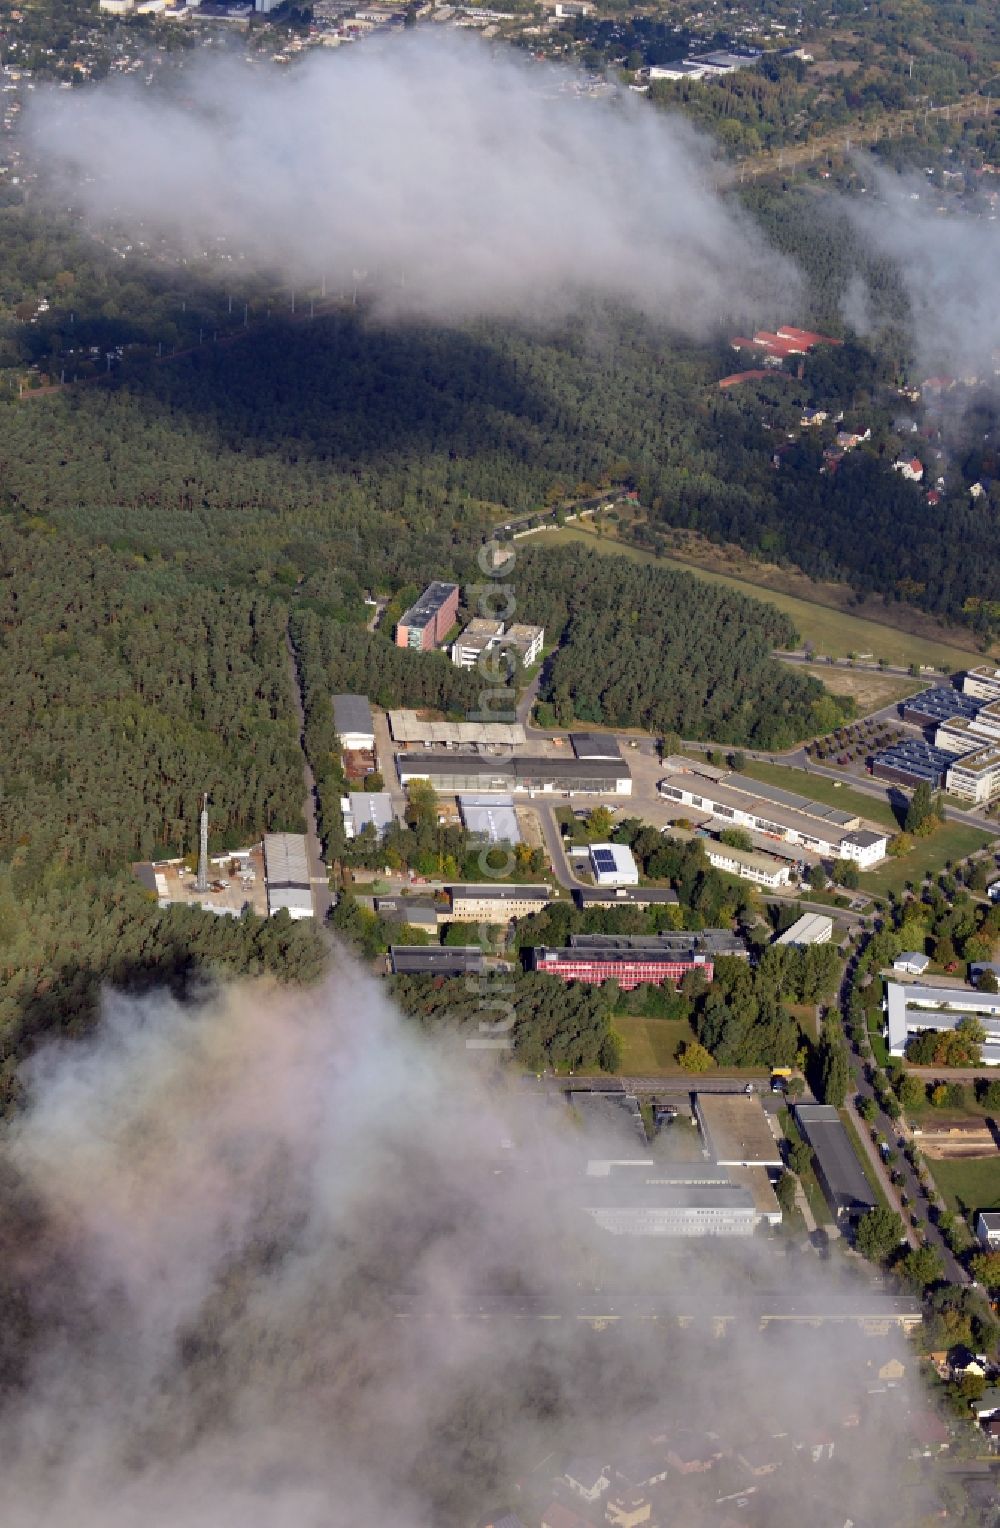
977, 1211, 1000, 1248
563, 1458, 610, 1503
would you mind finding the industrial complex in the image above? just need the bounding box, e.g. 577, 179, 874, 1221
872, 668, 1000, 801
658, 761, 889, 866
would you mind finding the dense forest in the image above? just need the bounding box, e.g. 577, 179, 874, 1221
0, 526, 304, 891
515, 545, 850, 745
0, 874, 327, 1106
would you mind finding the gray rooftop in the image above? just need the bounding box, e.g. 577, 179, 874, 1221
794, 1104, 877, 1218
332, 693, 374, 738
389, 945, 485, 975
570, 732, 623, 760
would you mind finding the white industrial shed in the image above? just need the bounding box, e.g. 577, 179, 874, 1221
263, 832, 314, 920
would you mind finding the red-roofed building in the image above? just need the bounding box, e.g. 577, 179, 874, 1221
926, 489, 941, 506
895, 457, 924, 482
777, 325, 842, 349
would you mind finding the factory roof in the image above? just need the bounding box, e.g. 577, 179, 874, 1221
570, 732, 623, 760
568, 930, 746, 957
793, 1104, 877, 1217
398, 753, 631, 782
774, 912, 833, 946
723, 771, 859, 827
458, 793, 521, 845
389, 712, 525, 746
695, 1093, 782, 1167
343, 792, 395, 836
389, 945, 486, 975
263, 832, 310, 888
332, 692, 374, 738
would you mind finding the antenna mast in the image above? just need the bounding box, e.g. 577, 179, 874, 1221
195, 793, 209, 893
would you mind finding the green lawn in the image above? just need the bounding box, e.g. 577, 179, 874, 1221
737, 758, 899, 830
780, 1107, 834, 1225
859, 822, 997, 898
537, 524, 976, 670
614, 1015, 695, 1073
926, 1155, 1000, 1217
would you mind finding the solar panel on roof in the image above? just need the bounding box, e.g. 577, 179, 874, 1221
592, 850, 617, 870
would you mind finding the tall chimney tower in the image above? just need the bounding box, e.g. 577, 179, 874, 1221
195, 793, 209, 893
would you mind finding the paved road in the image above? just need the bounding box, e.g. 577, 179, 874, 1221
840, 942, 966, 1278
528, 1074, 771, 1095
284, 623, 332, 925
392, 1292, 921, 1325
777, 651, 936, 681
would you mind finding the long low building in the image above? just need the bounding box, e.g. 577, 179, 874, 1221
531, 930, 746, 989
657, 766, 887, 866
398, 753, 632, 795
702, 838, 791, 888
389, 945, 486, 976
870, 738, 952, 790
901, 685, 980, 728
263, 832, 314, 919
448, 883, 552, 920
389, 711, 526, 747
581, 1164, 779, 1237
793, 1103, 877, 1223
885, 979, 1000, 1064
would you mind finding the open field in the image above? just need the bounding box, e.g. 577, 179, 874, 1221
736, 757, 899, 830
536, 523, 978, 670
614, 1015, 694, 1073
797, 665, 922, 715
859, 822, 996, 898
926, 1154, 1000, 1217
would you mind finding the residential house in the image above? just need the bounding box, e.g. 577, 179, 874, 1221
563, 1458, 610, 1503
976, 1210, 1000, 1248
666, 1430, 723, 1473
973, 1388, 1000, 1422
604, 1494, 652, 1527
894, 457, 924, 482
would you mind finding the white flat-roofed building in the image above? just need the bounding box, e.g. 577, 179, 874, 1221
388, 712, 525, 747
946, 743, 1000, 804
694, 1092, 782, 1168
263, 832, 314, 919
581, 1163, 775, 1237
500, 622, 544, 667
458, 793, 522, 845
333, 693, 375, 752
451, 618, 505, 669
962, 666, 1000, 703
885, 979, 1000, 1061
341, 791, 395, 839
703, 840, 791, 888
590, 842, 639, 887
774, 912, 833, 947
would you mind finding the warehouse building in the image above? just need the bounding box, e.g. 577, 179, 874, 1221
657, 765, 888, 866
388, 712, 525, 747
389, 945, 486, 976
885, 980, 1000, 1063
394, 581, 459, 651
448, 883, 552, 920
341, 792, 395, 839
263, 832, 314, 919
450, 617, 505, 669
774, 912, 833, 947
580, 1163, 778, 1237
373, 895, 440, 935
694, 1093, 783, 1169
397, 753, 632, 795
869, 739, 952, 790
570, 733, 622, 761
332, 693, 375, 752
589, 842, 639, 886
793, 1103, 877, 1223
458, 793, 522, 845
